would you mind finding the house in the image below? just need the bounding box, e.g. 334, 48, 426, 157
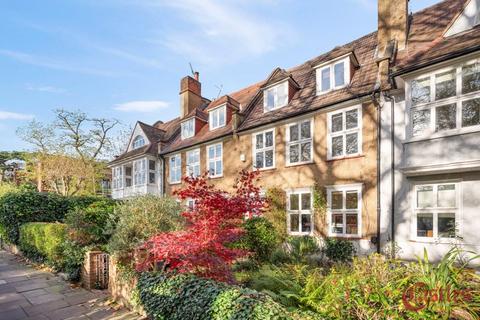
109, 0, 480, 261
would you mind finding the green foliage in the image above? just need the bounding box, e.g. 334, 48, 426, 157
0, 182, 19, 198
312, 183, 326, 218
107, 195, 184, 259
323, 238, 356, 262
19, 222, 67, 269
264, 188, 287, 242
270, 236, 321, 265
137, 272, 294, 320
239, 217, 279, 262
60, 240, 87, 281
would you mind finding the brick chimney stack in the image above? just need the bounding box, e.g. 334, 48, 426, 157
179, 74, 202, 118
378, 0, 408, 53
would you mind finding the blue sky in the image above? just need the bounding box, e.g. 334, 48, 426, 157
0, 0, 439, 151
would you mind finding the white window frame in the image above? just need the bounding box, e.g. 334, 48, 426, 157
327, 105, 363, 160
209, 105, 227, 130
263, 81, 289, 112
406, 58, 480, 140
326, 184, 362, 238
412, 180, 462, 242
316, 56, 351, 95
112, 166, 123, 190
148, 159, 156, 184
286, 188, 314, 236
186, 148, 200, 178
285, 118, 314, 166
186, 198, 196, 210
206, 142, 223, 178
133, 158, 146, 186
252, 128, 276, 170
169, 154, 182, 184
181, 118, 195, 140
132, 135, 145, 149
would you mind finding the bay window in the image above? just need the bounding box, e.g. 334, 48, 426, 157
287, 188, 313, 235
327, 105, 362, 159
253, 129, 275, 170
286, 119, 313, 165
133, 159, 146, 186
327, 184, 362, 237
112, 167, 123, 189
186, 148, 200, 177
148, 160, 156, 184
209, 105, 226, 130
264, 81, 288, 112
169, 154, 181, 184
207, 142, 223, 178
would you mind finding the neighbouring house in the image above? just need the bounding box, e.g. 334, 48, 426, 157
109, 0, 480, 261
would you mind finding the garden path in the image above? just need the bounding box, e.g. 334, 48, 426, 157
0, 250, 141, 320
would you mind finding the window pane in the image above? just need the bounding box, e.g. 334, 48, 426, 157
208, 146, 214, 159
219, 109, 225, 126
332, 114, 343, 132
334, 62, 345, 87
290, 124, 299, 141
290, 214, 299, 232
417, 213, 433, 237
289, 144, 299, 163
345, 133, 358, 155
265, 131, 274, 147
417, 186, 434, 208
332, 136, 343, 157
300, 142, 311, 162
216, 160, 222, 176
435, 70, 456, 100
208, 161, 215, 176
300, 121, 311, 139
346, 191, 358, 209
301, 214, 311, 233
290, 194, 299, 210
301, 193, 311, 210
346, 109, 358, 129
256, 134, 263, 149
149, 160, 156, 171
332, 191, 343, 209
267, 89, 275, 109
215, 144, 222, 157
321, 68, 330, 91
438, 184, 456, 207
411, 77, 431, 105
255, 152, 264, 169
412, 108, 431, 135
346, 214, 358, 235
149, 172, 155, 184
265, 150, 274, 168
438, 213, 456, 238
277, 82, 288, 107
436, 104, 457, 132
462, 98, 480, 127
332, 214, 343, 234
462, 64, 480, 94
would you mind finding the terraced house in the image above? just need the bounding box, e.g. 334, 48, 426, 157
109, 0, 480, 261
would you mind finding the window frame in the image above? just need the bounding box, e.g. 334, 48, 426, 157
326, 184, 363, 238
412, 180, 462, 242
206, 142, 223, 178
148, 159, 156, 185
186, 148, 200, 178
286, 187, 314, 236
209, 105, 227, 130
327, 105, 363, 160
132, 135, 145, 149
263, 81, 289, 112
133, 158, 147, 186
169, 154, 182, 184
112, 166, 123, 190
316, 56, 351, 95
181, 118, 195, 140
252, 128, 276, 170
285, 118, 314, 167
406, 58, 480, 140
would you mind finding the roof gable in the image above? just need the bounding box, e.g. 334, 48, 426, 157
445, 0, 480, 37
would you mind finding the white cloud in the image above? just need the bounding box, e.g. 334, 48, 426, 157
0, 111, 34, 121
26, 84, 66, 93
114, 100, 170, 112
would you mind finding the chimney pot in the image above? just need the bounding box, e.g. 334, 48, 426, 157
194, 71, 199, 81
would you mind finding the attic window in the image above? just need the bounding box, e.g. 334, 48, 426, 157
264, 81, 288, 112
181, 118, 195, 140
444, 0, 480, 37
316, 56, 351, 95
132, 135, 145, 149
209, 105, 226, 130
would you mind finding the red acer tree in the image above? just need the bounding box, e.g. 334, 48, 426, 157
136, 170, 265, 282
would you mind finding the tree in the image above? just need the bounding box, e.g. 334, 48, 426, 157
136, 170, 266, 282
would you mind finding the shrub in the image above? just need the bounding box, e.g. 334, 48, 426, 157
239, 217, 279, 262
323, 238, 355, 262
60, 240, 87, 281
19, 222, 67, 269
107, 195, 183, 260
270, 236, 321, 265
137, 272, 294, 320
264, 188, 288, 242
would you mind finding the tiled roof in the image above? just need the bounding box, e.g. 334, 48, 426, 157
183, 108, 209, 122
205, 95, 240, 111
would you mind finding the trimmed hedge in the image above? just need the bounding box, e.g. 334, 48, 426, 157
19, 222, 67, 269
137, 272, 294, 320
240, 217, 279, 262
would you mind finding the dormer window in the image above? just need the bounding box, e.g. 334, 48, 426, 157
209, 105, 226, 130
316, 56, 351, 95
181, 118, 195, 139
132, 135, 145, 149
264, 81, 288, 112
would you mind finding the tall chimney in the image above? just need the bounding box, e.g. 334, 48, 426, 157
378, 0, 408, 53
179, 74, 202, 118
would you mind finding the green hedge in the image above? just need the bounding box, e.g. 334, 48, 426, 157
0, 190, 104, 244
137, 272, 294, 320
19, 222, 67, 269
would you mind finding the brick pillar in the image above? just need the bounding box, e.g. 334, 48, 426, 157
82, 251, 109, 290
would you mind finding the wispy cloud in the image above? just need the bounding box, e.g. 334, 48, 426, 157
0, 49, 118, 76
0, 111, 34, 121
26, 84, 66, 93
114, 100, 169, 112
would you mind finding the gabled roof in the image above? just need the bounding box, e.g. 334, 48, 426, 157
261, 67, 301, 89
183, 108, 209, 122
205, 95, 241, 111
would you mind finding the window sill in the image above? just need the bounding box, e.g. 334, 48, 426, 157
169, 181, 182, 185
285, 160, 314, 168
409, 237, 459, 245
253, 166, 276, 172
326, 154, 364, 162
208, 175, 223, 179
404, 126, 480, 144
316, 84, 349, 96
328, 234, 362, 239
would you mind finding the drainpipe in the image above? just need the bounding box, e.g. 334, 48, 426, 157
372, 91, 382, 254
